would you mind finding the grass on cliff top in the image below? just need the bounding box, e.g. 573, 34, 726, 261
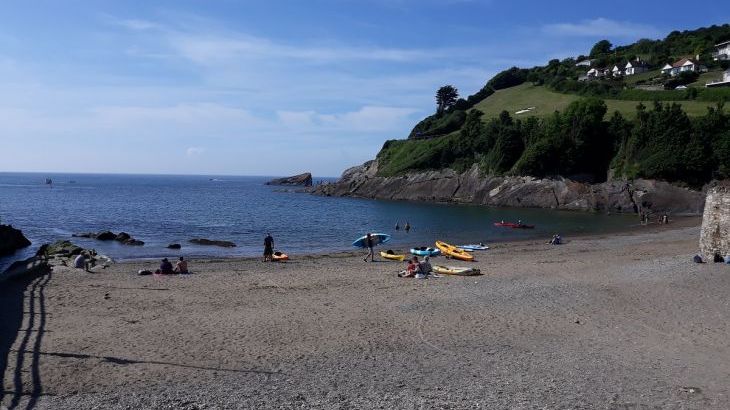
471, 83, 718, 119
376, 134, 455, 177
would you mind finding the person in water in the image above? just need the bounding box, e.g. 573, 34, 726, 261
404, 221, 411, 233
363, 233, 375, 262
159, 258, 174, 275
395, 222, 400, 231
174, 256, 189, 274
263, 233, 274, 262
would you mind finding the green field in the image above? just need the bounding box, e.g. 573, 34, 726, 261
623, 70, 660, 85
471, 83, 718, 120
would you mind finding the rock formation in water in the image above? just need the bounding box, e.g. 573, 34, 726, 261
266, 172, 313, 187
699, 181, 730, 260
73, 230, 144, 246
0, 224, 32, 257
189, 238, 237, 248
313, 160, 705, 215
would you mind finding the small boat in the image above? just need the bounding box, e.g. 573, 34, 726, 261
435, 241, 474, 262
380, 250, 406, 261
433, 265, 481, 276
459, 244, 489, 251
352, 233, 391, 248
410, 247, 441, 256
272, 251, 289, 261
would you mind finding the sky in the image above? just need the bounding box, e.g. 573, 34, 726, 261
0, 0, 727, 177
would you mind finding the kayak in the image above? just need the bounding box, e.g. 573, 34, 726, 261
352, 233, 391, 248
435, 241, 474, 262
272, 251, 289, 261
380, 250, 406, 261
494, 222, 535, 229
459, 244, 490, 251
410, 247, 441, 256
433, 265, 481, 276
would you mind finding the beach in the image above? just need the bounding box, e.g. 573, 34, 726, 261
2, 222, 730, 409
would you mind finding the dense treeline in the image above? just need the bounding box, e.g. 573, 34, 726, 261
380, 100, 730, 187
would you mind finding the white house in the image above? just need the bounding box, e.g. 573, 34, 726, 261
611, 64, 624, 77
624, 59, 649, 76
662, 58, 704, 76
713, 40, 730, 61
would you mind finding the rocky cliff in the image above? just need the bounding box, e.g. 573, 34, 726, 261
699, 181, 730, 259
313, 160, 705, 215
266, 172, 313, 187
0, 224, 32, 257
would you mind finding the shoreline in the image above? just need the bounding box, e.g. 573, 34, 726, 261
114, 215, 702, 264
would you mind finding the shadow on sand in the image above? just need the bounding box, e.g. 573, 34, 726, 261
0, 266, 52, 410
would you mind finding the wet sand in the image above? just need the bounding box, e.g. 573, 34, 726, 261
2, 221, 730, 409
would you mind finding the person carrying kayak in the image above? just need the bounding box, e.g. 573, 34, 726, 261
363, 233, 375, 262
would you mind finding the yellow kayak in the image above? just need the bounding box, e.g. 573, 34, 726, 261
380, 250, 406, 261
435, 240, 474, 262
433, 265, 481, 276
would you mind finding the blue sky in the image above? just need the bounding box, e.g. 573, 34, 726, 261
0, 1, 727, 176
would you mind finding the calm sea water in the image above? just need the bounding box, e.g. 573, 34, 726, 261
0, 172, 637, 267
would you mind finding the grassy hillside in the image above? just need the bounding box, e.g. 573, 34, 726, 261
471, 83, 720, 120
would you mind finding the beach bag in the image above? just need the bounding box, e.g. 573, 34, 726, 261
726, 255, 730, 264
714, 253, 724, 263
693, 255, 703, 264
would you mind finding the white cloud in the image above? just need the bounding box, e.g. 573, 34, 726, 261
186, 146, 205, 157
277, 106, 419, 133
116, 19, 161, 31
543, 18, 659, 39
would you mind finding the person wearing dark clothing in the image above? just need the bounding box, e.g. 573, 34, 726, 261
159, 258, 174, 274
264, 233, 274, 262
363, 233, 375, 262
404, 222, 411, 233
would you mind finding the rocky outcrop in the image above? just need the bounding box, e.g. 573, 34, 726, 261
0, 224, 32, 257
37, 240, 84, 258
266, 172, 313, 187
699, 181, 730, 260
190, 238, 237, 248
313, 160, 705, 215
73, 230, 144, 246
167, 243, 182, 249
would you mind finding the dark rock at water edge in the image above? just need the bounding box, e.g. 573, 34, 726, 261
37, 240, 84, 257
167, 243, 182, 249
313, 160, 706, 215
190, 238, 237, 248
0, 256, 50, 282
0, 224, 32, 257
73, 230, 144, 246
266, 172, 313, 187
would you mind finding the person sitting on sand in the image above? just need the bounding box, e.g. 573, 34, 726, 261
73, 253, 88, 270
174, 256, 189, 274
159, 258, 174, 274
418, 256, 432, 276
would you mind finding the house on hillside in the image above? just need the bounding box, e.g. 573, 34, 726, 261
611, 64, 624, 77
661, 58, 707, 76
706, 69, 730, 88
713, 40, 730, 61
624, 58, 649, 75
586, 68, 610, 79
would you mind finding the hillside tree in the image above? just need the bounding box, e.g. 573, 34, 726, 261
436, 85, 459, 113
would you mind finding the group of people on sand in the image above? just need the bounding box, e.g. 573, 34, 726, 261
398, 255, 432, 279
548, 234, 562, 245
640, 212, 670, 225
137, 257, 189, 275
73, 250, 98, 271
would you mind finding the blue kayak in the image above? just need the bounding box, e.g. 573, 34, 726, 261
459, 244, 490, 251
352, 233, 391, 248
410, 247, 441, 256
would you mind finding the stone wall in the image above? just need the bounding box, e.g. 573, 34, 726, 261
699, 181, 730, 260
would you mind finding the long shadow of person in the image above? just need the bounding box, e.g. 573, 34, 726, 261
0, 265, 52, 410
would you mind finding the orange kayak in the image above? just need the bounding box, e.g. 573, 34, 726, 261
435, 241, 474, 262
272, 251, 289, 261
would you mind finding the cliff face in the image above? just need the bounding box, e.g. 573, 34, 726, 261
699, 182, 730, 259
266, 173, 313, 187
0, 225, 32, 257
313, 160, 705, 215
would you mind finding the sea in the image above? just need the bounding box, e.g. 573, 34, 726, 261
0, 172, 638, 268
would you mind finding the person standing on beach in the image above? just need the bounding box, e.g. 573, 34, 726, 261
363, 233, 375, 262
264, 233, 274, 262
404, 221, 411, 233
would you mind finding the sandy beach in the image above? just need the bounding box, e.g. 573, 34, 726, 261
2, 221, 730, 409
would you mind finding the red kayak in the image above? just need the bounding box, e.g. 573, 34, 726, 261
494, 222, 535, 229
